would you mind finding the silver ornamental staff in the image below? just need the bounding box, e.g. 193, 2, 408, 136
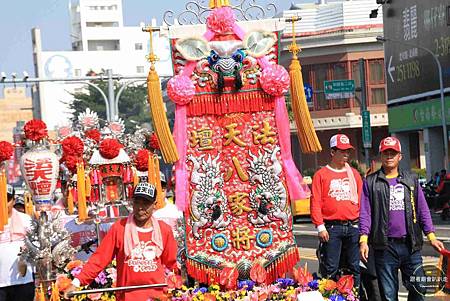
67, 283, 168, 296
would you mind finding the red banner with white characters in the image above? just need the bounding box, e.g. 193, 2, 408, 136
184, 110, 298, 283
20, 147, 59, 210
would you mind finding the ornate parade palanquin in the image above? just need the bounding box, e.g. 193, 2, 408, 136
164, 2, 309, 284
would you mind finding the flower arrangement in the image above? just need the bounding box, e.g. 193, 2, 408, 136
57, 260, 117, 301
167, 264, 358, 301
55, 261, 357, 301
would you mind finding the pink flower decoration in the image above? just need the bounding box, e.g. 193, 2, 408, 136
206, 7, 235, 34
259, 64, 290, 96
167, 75, 196, 105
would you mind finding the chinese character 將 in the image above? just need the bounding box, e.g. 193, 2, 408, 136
223, 123, 246, 147
190, 128, 214, 151
228, 192, 252, 216
231, 226, 255, 250
252, 121, 276, 145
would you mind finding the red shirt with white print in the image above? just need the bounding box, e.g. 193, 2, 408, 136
310, 165, 363, 228
75, 218, 177, 301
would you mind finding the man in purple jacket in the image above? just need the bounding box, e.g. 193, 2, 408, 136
359, 137, 444, 301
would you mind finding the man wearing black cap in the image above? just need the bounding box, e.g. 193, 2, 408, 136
0, 185, 35, 301
65, 182, 178, 301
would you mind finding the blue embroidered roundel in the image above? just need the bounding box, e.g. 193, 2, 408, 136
256, 230, 273, 248
211, 234, 228, 252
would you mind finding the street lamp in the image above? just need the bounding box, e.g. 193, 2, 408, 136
376, 36, 448, 170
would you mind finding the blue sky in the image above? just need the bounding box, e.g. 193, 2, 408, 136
0, 0, 316, 77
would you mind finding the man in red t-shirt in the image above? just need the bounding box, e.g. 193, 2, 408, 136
311, 134, 363, 288
64, 182, 178, 301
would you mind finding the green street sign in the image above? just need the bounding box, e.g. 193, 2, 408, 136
362, 110, 372, 148
324, 80, 355, 100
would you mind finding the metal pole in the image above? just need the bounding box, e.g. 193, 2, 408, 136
115, 79, 147, 120
377, 36, 448, 170
359, 58, 370, 168
67, 283, 168, 296
107, 69, 115, 121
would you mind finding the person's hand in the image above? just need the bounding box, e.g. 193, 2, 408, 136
360, 242, 369, 262
318, 230, 329, 242
430, 239, 445, 252
63, 284, 77, 299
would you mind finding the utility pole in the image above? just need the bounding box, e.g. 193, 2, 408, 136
359, 58, 371, 169
107, 69, 116, 120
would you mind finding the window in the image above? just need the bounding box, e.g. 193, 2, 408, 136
135, 43, 143, 50
312, 64, 329, 110
371, 88, 386, 104
136, 66, 145, 73
74, 69, 82, 77
368, 59, 386, 105
369, 60, 384, 84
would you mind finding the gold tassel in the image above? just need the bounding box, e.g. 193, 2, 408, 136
24, 192, 34, 216
148, 154, 156, 185
209, 0, 230, 8
77, 163, 88, 221
85, 173, 91, 198
0, 170, 6, 231
51, 282, 60, 301
153, 155, 164, 209
36, 283, 46, 301
67, 187, 74, 215
133, 167, 139, 187
287, 17, 322, 153
144, 26, 179, 164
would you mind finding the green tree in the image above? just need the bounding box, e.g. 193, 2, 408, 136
68, 80, 151, 131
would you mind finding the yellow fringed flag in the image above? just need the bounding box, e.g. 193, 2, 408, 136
77, 163, 88, 221
144, 26, 179, 164
153, 155, 164, 209
287, 17, 322, 153
67, 187, 74, 215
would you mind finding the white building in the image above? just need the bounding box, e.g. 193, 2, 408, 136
32, 0, 172, 129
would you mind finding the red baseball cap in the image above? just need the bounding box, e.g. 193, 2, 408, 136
379, 137, 401, 153
330, 134, 354, 150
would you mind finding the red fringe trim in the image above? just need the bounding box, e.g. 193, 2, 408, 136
187, 90, 274, 117
264, 247, 300, 285
185, 247, 300, 285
